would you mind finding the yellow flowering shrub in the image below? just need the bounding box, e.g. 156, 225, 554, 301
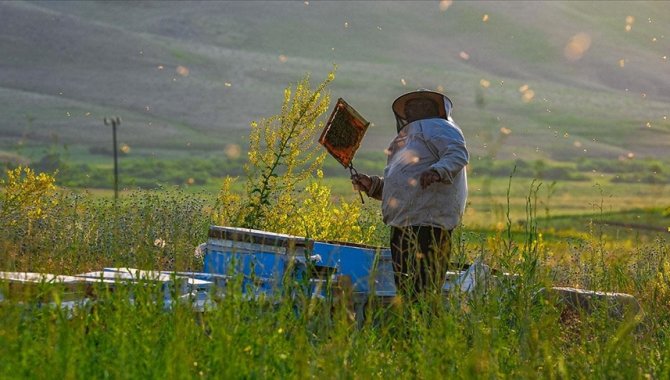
652, 259, 670, 308
213, 176, 244, 227
286, 170, 377, 244
0, 166, 57, 225
241, 72, 332, 229
213, 69, 384, 246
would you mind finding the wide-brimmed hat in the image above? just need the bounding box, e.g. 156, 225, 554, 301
392, 89, 453, 131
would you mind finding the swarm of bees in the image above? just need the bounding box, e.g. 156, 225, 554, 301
323, 110, 360, 149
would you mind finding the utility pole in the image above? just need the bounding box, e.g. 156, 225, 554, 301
103, 117, 121, 200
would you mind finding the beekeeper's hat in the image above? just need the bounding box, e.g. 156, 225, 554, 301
392, 89, 453, 131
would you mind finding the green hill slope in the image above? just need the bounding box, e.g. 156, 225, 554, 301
1, 1, 669, 169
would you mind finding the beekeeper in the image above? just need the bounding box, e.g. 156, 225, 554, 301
351, 89, 469, 299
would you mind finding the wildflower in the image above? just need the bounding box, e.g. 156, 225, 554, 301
154, 238, 166, 248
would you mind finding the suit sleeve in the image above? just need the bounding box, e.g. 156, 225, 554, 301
428, 127, 469, 184
366, 175, 384, 200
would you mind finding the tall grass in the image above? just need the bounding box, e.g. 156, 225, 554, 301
0, 187, 209, 274
1, 228, 669, 379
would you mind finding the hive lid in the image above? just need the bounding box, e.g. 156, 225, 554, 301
208, 226, 313, 249
0, 272, 81, 284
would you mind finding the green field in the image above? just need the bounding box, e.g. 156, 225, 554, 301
1, 168, 670, 378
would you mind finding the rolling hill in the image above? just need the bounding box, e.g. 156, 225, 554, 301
1, 0, 669, 172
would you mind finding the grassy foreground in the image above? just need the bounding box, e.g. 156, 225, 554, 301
0, 184, 669, 379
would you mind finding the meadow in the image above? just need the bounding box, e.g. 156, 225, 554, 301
1, 73, 670, 379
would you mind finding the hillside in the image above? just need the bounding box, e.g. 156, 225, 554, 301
1, 1, 669, 173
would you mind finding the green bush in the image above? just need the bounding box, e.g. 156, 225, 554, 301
28, 154, 246, 189
469, 158, 589, 181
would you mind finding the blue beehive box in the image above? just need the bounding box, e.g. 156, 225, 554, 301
203, 226, 313, 291
312, 241, 396, 296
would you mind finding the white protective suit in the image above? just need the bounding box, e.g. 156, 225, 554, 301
365, 91, 468, 230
